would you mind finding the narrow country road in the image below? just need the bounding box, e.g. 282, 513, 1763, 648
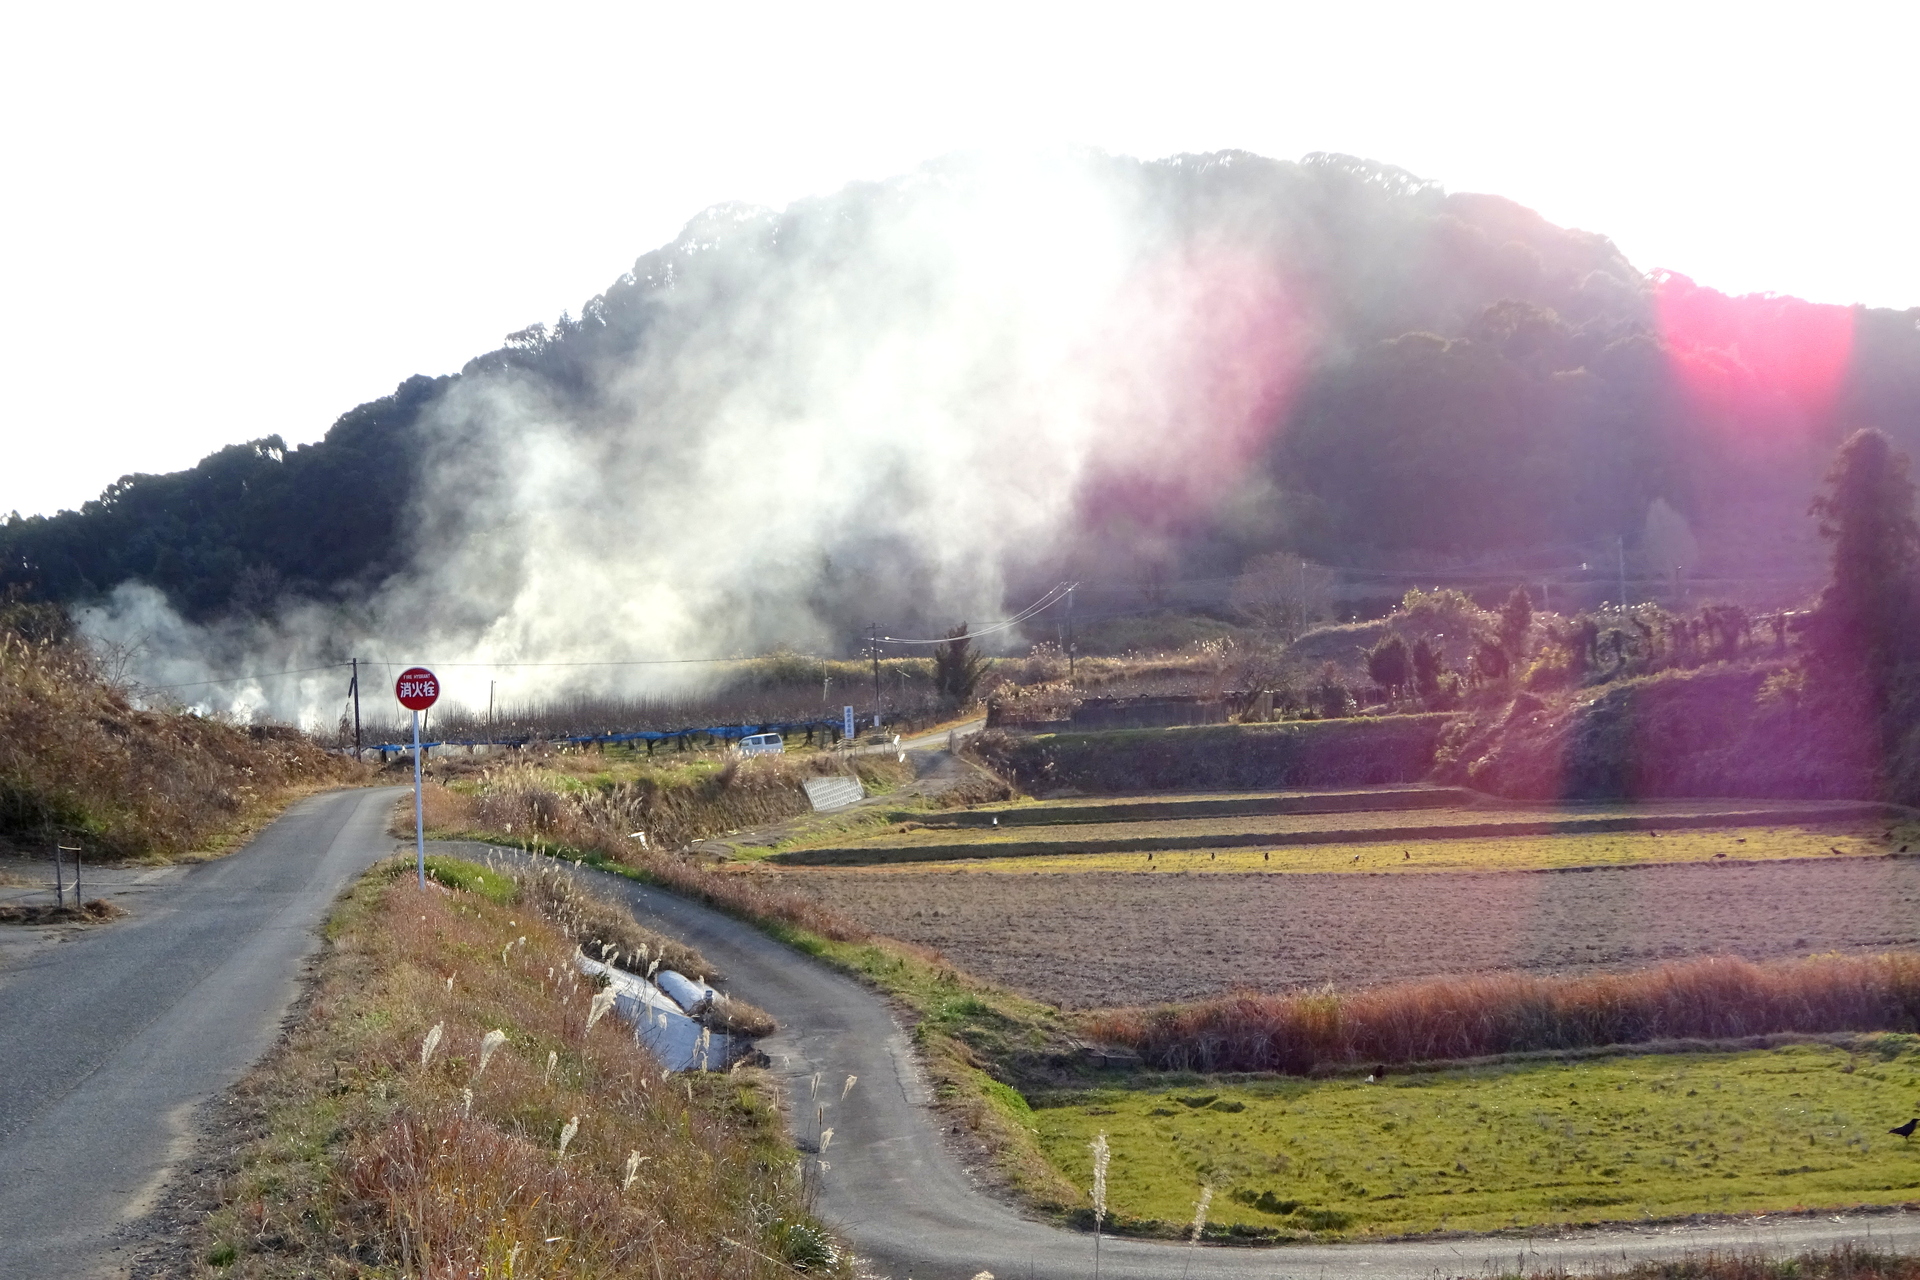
450, 840, 1920, 1280
0, 787, 405, 1278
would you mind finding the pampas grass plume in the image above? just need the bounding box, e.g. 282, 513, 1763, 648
420, 1022, 444, 1070
586, 989, 616, 1033
1089, 1131, 1110, 1227
545, 1049, 558, 1086
559, 1115, 579, 1156
841, 1074, 858, 1101
623, 1150, 644, 1190
477, 1028, 506, 1076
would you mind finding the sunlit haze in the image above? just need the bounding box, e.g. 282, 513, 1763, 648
3, 0, 1915, 518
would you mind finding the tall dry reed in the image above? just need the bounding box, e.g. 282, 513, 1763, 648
1084, 953, 1920, 1074
0, 616, 357, 858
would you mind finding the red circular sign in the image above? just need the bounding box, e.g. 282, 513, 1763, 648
395, 667, 440, 711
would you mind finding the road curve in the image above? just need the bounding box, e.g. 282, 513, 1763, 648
446, 840, 1920, 1280
0, 787, 406, 1278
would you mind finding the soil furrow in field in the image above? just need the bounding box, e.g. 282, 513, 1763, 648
771, 856, 1920, 1007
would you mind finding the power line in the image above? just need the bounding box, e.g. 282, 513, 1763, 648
137, 662, 350, 691
878, 583, 1076, 645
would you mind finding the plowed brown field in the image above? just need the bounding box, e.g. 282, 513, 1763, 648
766, 857, 1920, 1008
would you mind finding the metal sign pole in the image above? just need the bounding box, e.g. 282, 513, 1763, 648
413, 708, 426, 889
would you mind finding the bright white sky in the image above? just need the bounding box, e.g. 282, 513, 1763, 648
3, 0, 1914, 518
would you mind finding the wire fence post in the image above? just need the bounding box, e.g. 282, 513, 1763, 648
52, 838, 64, 910
72, 844, 82, 904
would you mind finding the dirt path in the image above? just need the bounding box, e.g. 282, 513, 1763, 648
772, 856, 1920, 1007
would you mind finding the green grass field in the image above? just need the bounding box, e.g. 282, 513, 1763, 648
776, 824, 1898, 874
1033, 1040, 1920, 1240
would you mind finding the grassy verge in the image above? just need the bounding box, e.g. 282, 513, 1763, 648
782, 823, 1905, 875
415, 750, 913, 853
1031, 1040, 1920, 1240
1529, 1245, 1920, 1280
186, 854, 841, 1278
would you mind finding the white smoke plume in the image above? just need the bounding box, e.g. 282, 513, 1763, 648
79, 150, 1319, 725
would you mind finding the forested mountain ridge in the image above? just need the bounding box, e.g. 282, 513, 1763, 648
7, 149, 1919, 641
2, 374, 447, 617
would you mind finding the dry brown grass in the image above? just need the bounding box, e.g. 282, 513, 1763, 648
517, 861, 716, 978
190, 857, 839, 1277
1085, 952, 1920, 1074
422, 751, 909, 854
420, 776, 875, 944
1545, 1246, 1920, 1280
514, 862, 778, 1038
0, 610, 361, 860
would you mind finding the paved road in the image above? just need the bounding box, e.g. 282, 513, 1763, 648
0, 787, 404, 1277
446, 840, 1920, 1280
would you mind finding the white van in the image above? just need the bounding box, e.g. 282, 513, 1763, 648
739, 732, 785, 757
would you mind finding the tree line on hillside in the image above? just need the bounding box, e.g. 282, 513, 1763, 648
5, 151, 1920, 638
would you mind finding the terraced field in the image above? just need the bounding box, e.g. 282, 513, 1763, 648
768, 792, 1902, 866
756, 786, 1920, 1006
782, 824, 1896, 876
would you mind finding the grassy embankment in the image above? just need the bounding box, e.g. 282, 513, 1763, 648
186, 853, 840, 1278
1042, 955, 1920, 1239
0, 604, 361, 863
410, 746, 922, 853
970, 714, 1453, 794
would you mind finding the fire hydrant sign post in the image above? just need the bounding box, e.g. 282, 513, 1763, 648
396, 667, 440, 888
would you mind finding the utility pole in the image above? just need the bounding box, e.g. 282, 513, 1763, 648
487, 679, 495, 740
349, 658, 361, 761
1066, 584, 1076, 684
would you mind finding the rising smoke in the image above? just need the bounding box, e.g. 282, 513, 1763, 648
81, 150, 1322, 724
